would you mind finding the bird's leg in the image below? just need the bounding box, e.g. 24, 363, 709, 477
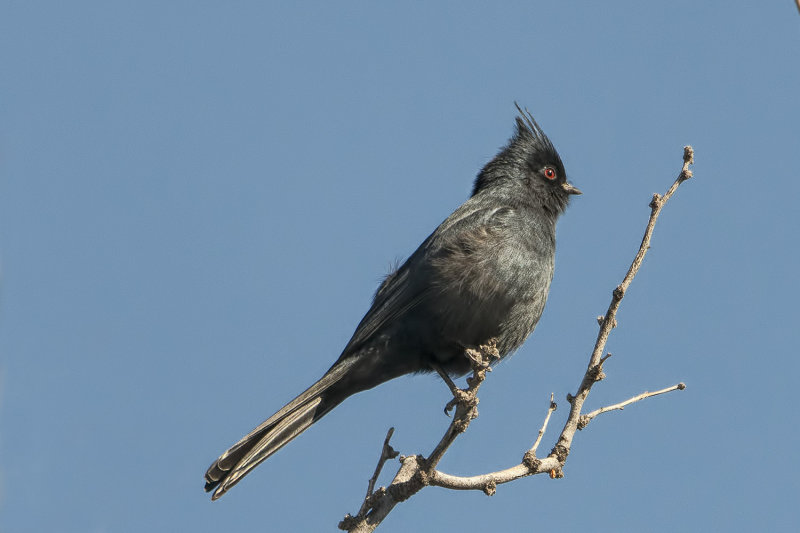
431, 362, 459, 395
431, 363, 470, 416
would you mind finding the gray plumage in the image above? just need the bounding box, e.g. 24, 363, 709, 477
204, 105, 581, 499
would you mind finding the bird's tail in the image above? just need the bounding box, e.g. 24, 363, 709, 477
204, 358, 357, 500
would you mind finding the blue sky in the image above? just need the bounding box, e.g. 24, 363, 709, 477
1, 2, 799, 532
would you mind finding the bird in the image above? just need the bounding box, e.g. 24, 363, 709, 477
204, 104, 581, 500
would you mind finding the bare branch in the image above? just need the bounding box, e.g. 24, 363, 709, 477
429, 462, 551, 494
425, 380, 688, 493
578, 383, 686, 429
552, 146, 693, 459
530, 393, 557, 456
356, 428, 399, 517
339, 455, 424, 533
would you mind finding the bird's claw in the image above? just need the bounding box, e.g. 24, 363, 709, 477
443, 389, 473, 416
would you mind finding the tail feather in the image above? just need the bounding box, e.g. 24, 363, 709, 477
204, 358, 355, 499
209, 395, 328, 500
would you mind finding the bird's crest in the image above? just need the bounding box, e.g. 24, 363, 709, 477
472, 103, 565, 197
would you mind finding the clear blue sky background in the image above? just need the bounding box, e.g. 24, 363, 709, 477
2, 2, 799, 532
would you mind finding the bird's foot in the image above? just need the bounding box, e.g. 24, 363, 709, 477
464, 339, 500, 370
443, 389, 472, 416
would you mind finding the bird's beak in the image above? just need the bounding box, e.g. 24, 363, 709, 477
561, 182, 582, 195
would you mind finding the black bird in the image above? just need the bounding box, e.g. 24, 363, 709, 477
204, 105, 581, 499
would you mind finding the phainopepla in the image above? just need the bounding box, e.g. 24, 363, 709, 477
204, 105, 580, 500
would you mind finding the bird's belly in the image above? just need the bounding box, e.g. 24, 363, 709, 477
402, 271, 550, 374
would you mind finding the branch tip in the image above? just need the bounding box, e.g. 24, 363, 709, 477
649, 193, 662, 209
581, 382, 687, 427
683, 145, 694, 165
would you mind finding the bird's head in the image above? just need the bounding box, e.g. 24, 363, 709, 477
473, 104, 581, 215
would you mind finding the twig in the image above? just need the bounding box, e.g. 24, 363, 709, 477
578, 383, 686, 429
530, 393, 557, 456
356, 428, 399, 518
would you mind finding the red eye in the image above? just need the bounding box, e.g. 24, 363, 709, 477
543, 167, 556, 180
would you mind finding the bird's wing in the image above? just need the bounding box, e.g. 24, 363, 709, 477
338, 204, 513, 358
